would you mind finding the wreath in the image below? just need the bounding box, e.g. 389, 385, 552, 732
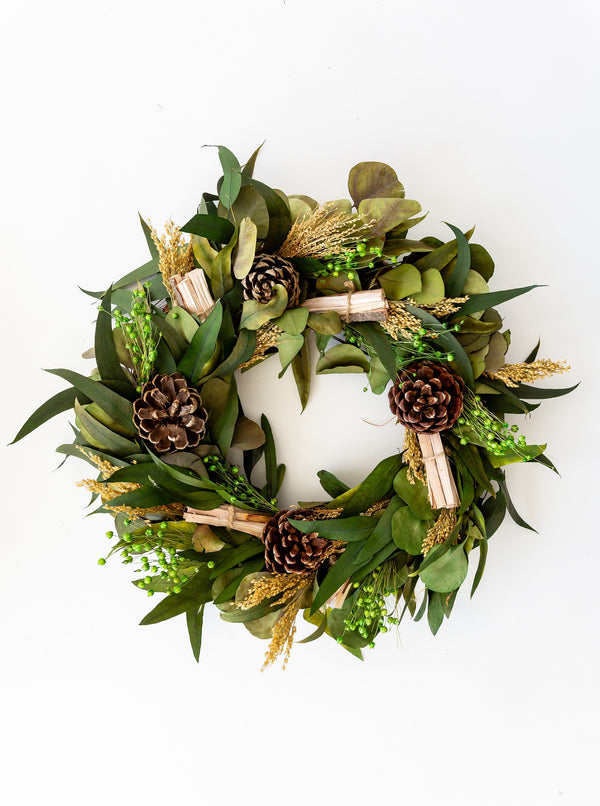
13, 145, 576, 668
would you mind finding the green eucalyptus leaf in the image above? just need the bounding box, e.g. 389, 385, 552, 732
273, 307, 309, 335
457, 285, 542, 317
231, 416, 265, 451
318, 470, 350, 498
289, 516, 376, 542
378, 264, 422, 300
46, 368, 136, 436
420, 544, 468, 592
243, 176, 291, 252
358, 198, 422, 237
291, 340, 311, 412
307, 311, 342, 336
214, 144, 242, 209
211, 230, 237, 299
469, 244, 495, 281
212, 376, 239, 456
74, 399, 139, 456
181, 214, 235, 245
95, 286, 130, 383
444, 223, 472, 297
316, 344, 370, 374
232, 217, 257, 279
166, 306, 199, 342
177, 301, 223, 384
391, 505, 428, 554
191, 235, 217, 275
393, 466, 434, 520
410, 268, 445, 304
11, 387, 81, 444
240, 284, 288, 330
186, 604, 205, 662
348, 162, 405, 206
414, 227, 475, 272
277, 332, 303, 376
368, 355, 389, 394
342, 454, 403, 516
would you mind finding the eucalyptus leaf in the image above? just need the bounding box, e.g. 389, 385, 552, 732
232, 217, 257, 279
359, 198, 422, 237
378, 264, 422, 300
348, 162, 405, 207
393, 466, 434, 520
45, 368, 137, 436
11, 387, 81, 444
391, 506, 428, 554
420, 544, 468, 592
181, 213, 235, 245
410, 268, 445, 304
240, 284, 288, 330
273, 307, 309, 335
316, 344, 370, 374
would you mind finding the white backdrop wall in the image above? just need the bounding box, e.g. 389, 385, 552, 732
1, 2, 598, 804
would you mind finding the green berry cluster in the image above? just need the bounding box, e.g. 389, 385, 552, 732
456, 393, 530, 459
107, 283, 158, 389
99, 520, 192, 596
202, 455, 278, 513
314, 239, 385, 280
339, 567, 400, 649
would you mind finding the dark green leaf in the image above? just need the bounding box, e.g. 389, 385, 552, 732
177, 301, 223, 384
261, 415, 279, 501
470, 539, 488, 598
391, 505, 428, 554
311, 545, 361, 614
45, 368, 136, 436
318, 470, 350, 498
352, 497, 402, 567
291, 339, 311, 412
342, 454, 403, 516
524, 339, 541, 363
498, 477, 536, 532
241, 142, 264, 178
427, 591, 445, 635
152, 316, 187, 362
74, 400, 140, 456
511, 382, 579, 399
95, 286, 130, 383
213, 145, 242, 209
186, 604, 205, 662
457, 285, 542, 316
392, 466, 434, 520
211, 376, 239, 457
243, 176, 291, 252
444, 223, 471, 296
181, 214, 235, 244
11, 387, 81, 444
420, 544, 468, 592
289, 516, 377, 542
352, 322, 397, 383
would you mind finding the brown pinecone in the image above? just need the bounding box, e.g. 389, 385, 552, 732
133, 372, 208, 452
388, 361, 465, 433
241, 254, 301, 307
262, 509, 329, 574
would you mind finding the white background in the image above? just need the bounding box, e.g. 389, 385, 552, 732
1, 1, 598, 804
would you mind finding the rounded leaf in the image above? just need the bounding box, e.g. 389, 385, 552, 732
392, 506, 428, 554
348, 162, 405, 207
393, 467, 434, 520
411, 268, 445, 304
420, 545, 468, 592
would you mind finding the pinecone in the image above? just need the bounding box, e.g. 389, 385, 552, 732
133, 372, 208, 452
388, 361, 464, 433
242, 254, 301, 307
262, 509, 328, 574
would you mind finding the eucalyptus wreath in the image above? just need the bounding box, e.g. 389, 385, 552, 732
13, 145, 576, 668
